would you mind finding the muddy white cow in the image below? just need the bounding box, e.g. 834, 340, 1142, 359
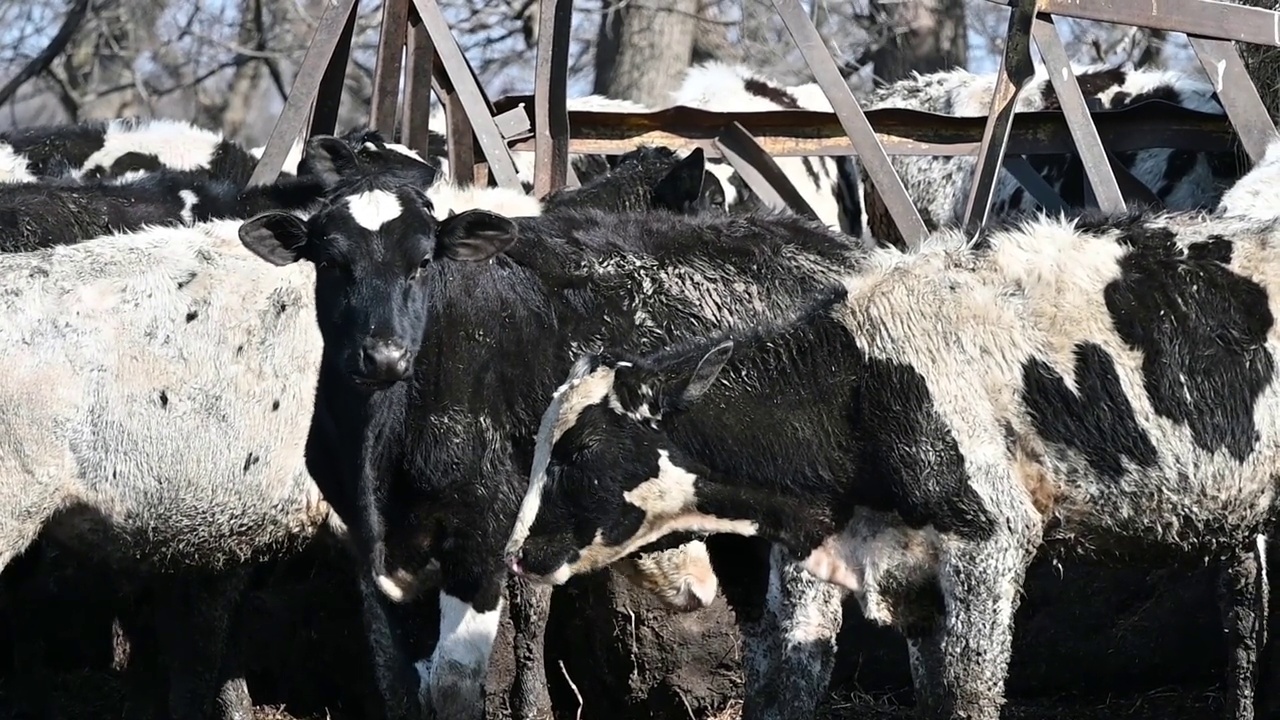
504, 206, 1278, 719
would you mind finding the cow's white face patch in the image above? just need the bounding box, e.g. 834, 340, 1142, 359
178, 189, 199, 226
346, 190, 404, 231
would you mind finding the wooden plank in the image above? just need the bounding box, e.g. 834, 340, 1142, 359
986, 0, 1280, 48
962, 0, 1040, 235
249, 0, 360, 186
771, 0, 927, 247
1188, 35, 1277, 163
402, 15, 435, 156
411, 0, 521, 187
370, 0, 410, 135
1031, 15, 1126, 213
532, 0, 572, 197
309, 0, 358, 137
714, 122, 820, 220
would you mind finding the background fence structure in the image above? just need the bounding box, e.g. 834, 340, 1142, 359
247, 0, 1279, 249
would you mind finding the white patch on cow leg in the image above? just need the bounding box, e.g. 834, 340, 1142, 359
419, 592, 503, 720
0, 143, 35, 183
178, 190, 200, 226
345, 190, 404, 230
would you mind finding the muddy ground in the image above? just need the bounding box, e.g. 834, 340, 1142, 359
0, 533, 1238, 719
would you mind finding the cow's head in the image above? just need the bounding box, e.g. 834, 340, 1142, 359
298, 131, 440, 190
239, 140, 516, 390
543, 146, 728, 215
503, 340, 752, 584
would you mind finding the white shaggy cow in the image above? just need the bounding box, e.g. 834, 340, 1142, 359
506, 207, 1278, 719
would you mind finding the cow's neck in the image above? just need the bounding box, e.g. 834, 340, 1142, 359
661, 297, 860, 557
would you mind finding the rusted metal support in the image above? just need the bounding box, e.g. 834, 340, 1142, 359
370, 0, 410, 135
1030, 15, 1126, 213
714, 122, 820, 221
411, 0, 521, 187
987, 0, 1280, 49
402, 14, 435, 157
248, 0, 360, 186
770, 0, 927, 248
532, 0, 572, 197
1003, 156, 1068, 213
499, 101, 1236, 159
310, 2, 358, 137
1188, 36, 1277, 163
1103, 149, 1163, 207
963, 0, 1040, 236
442, 84, 478, 185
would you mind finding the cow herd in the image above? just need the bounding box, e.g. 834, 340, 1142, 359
0, 57, 1272, 720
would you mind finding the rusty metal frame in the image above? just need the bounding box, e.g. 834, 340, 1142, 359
1187, 36, 1277, 162
771, 0, 928, 247
532, 0, 573, 197
369, 0, 408, 136
401, 13, 435, 158
248, 0, 360, 186
962, 0, 1040, 235
714, 122, 821, 220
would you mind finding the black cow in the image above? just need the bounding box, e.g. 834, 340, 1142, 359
237, 139, 868, 720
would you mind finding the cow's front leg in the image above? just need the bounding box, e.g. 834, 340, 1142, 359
761, 545, 846, 720
419, 564, 505, 720
918, 532, 1031, 720
1219, 537, 1267, 720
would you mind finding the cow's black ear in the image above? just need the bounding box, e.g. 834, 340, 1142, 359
298, 136, 361, 186
680, 340, 733, 403
240, 212, 310, 266
651, 147, 707, 213
436, 209, 518, 262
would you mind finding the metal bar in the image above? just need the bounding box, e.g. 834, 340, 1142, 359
402, 15, 435, 156
1030, 15, 1126, 213
1003, 156, 1068, 213
370, 0, 410, 135
1105, 149, 1164, 207
495, 106, 532, 140
444, 84, 477, 185
411, 0, 521, 187
714, 122, 821, 221
771, 0, 927, 247
962, 0, 1040, 236
309, 1, 358, 137
985, 0, 1280, 47
532, 0, 572, 197
1188, 36, 1276, 163
248, 0, 360, 186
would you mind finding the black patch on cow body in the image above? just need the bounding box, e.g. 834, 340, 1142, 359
243, 452, 260, 474
1105, 226, 1274, 461
1022, 343, 1158, 480
185, 310, 198, 323
158, 391, 169, 409
743, 78, 800, 109
271, 400, 280, 412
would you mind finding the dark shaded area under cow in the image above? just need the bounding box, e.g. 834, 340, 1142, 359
0, 535, 1230, 719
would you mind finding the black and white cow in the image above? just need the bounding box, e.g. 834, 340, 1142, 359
0, 135, 441, 252
542, 146, 729, 216
503, 204, 1280, 719
236, 141, 871, 720
857, 63, 1245, 247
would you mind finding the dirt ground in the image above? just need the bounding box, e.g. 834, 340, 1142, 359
0, 533, 1241, 720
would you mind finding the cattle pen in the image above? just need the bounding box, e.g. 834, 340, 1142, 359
4, 0, 1280, 717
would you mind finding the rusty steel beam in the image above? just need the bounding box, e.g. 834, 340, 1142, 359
249, 0, 360, 186
310, 2, 358, 138
714, 122, 820, 221
963, 0, 1040, 235
771, 0, 927, 247
1031, 15, 1126, 213
497, 100, 1236, 159
1002, 156, 1068, 213
1188, 36, 1276, 163
532, 0, 572, 197
987, 0, 1280, 47
370, 0, 410, 135
402, 16, 435, 157
411, 0, 521, 187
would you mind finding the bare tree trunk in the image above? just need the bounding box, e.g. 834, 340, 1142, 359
594, 0, 700, 107
868, 0, 967, 83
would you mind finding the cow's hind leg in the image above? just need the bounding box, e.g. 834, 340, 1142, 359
1220, 537, 1267, 720
153, 567, 252, 720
